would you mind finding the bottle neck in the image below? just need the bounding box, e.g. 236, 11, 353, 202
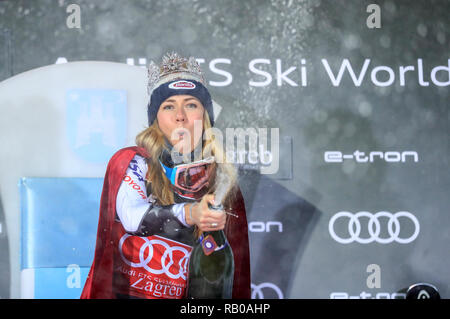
200, 203, 228, 248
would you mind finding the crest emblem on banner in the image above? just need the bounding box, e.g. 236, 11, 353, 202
66, 89, 127, 163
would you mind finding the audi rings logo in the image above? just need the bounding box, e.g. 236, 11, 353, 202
329, 211, 420, 244
251, 282, 283, 299
119, 234, 190, 279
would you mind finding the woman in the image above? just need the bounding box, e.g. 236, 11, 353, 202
81, 52, 250, 299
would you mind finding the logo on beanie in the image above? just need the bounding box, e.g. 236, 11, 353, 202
169, 80, 196, 90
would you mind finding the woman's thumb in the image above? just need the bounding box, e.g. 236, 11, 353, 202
205, 193, 216, 205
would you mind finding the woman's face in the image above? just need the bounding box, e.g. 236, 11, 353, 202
157, 94, 205, 154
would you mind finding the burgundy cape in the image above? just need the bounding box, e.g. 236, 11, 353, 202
81, 146, 251, 299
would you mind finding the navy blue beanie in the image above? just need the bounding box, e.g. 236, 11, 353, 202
147, 79, 214, 127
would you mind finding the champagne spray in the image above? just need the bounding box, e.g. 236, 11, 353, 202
208, 164, 238, 217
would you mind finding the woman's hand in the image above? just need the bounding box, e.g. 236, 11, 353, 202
185, 194, 227, 231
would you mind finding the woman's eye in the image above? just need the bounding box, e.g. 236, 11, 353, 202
186, 103, 197, 108
162, 105, 173, 110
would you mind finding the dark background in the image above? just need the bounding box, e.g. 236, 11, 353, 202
0, 0, 448, 298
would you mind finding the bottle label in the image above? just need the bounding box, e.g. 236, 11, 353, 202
201, 235, 218, 256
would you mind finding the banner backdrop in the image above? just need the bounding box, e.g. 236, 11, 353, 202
0, 0, 448, 298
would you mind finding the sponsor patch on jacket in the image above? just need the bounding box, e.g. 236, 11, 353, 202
114, 230, 192, 299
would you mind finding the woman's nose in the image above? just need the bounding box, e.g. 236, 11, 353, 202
175, 107, 186, 122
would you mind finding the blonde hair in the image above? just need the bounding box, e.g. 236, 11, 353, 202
135, 111, 239, 209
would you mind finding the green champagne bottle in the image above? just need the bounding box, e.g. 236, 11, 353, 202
187, 203, 234, 299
